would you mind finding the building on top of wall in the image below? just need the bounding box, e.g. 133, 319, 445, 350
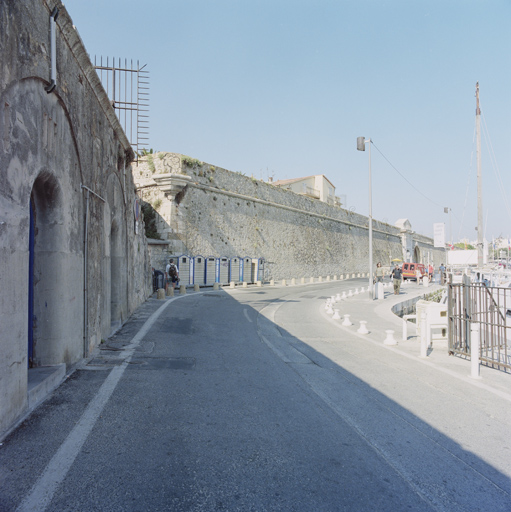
271, 175, 341, 207
0, 0, 151, 440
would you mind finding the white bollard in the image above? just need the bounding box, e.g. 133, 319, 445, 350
281, 279, 286, 286
325, 300, 332, 310
301, 277, 305, 284
470, 324, 481, 379
342, 314, 352, 326
331, 295, 336, 303
270, 279, 275, 286
291, 278, 296, 286
256, 281, 262, 287
242, 282, 248, 288
327, 276, 331, 282
348, 290, 353, 297
333, 309, 340, 319
334, 275, 338, 281
422, 276, 429, 288
420, 311, 428, 357
310, 277, 314, 284
180, 284, 187, 295
157, 288, 165, 300
341, 291, 347, 300
230, 281, 235, 289
319, 276, 323, 282
194, 283, 200, 292
354, 288, 359, 295
384, 330, 397, 345
327, 305, 334, 315
360, 287, 365, 293
357, 321, 369, 334
213, 282, 219, 290
376, 282, 384, 300
336, 293, 341, 301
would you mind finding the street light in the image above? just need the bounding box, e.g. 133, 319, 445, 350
444, 207, 452, 247
357, 136, 373, 299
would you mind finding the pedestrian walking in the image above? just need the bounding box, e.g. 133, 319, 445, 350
165, 258, 179, 291
374, 262, 384, 283
390, 263, 402, 295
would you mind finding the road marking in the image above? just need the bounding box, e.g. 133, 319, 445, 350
243, 308, 252, 322
15, 297, 179, 512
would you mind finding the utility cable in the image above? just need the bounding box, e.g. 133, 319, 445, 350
458, 120, 476, 240
371, 142, 445, 210
481, 109, 511, 225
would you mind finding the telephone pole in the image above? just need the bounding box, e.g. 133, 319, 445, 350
476, 82, 483, 268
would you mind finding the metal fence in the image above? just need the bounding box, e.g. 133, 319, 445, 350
448, 275, 511, 371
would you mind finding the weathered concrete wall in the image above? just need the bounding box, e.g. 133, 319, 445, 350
0, 0, 151, 438
136, 153, 445, 279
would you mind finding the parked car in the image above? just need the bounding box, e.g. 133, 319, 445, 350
402, 262, 428, 281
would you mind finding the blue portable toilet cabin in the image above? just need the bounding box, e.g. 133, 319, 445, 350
251, 258, 262, 283
176, 255, 192, 285
205, 256, 216, 285
216, 257, 230, 284
193, 255, 206, 284
241, 256, 252, 283
229, 257, 241, 283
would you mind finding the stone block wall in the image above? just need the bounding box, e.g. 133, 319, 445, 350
135, 153, 443, 279
0, 0, 151, 438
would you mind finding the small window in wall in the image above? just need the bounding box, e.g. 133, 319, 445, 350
197, 257, 202, 263
182, 257, 187, 263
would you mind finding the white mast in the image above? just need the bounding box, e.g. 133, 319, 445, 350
476, 82, 483, 268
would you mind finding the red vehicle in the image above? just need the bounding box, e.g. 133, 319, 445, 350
401, 262, 428, 281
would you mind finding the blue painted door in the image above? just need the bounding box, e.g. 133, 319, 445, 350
28, 201, 34, 367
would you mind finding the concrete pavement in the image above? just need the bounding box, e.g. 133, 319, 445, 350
0, 277, 509, 511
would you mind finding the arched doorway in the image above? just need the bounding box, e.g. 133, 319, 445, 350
414, 245, 421, 264
29, 173, 63, 366
110, 218, 124, 333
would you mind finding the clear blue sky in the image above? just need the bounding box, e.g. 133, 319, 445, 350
64, 0, 511, 242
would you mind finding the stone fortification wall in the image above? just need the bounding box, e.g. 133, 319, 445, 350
0, 0, 150, 438
136, 153, 408, 279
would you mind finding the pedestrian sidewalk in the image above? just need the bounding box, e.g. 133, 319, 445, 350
320, 279, 511, 401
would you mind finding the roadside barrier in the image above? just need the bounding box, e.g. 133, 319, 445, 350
342, 314, 352, 326
384, 330, 397, 345
357, 321, 369, 334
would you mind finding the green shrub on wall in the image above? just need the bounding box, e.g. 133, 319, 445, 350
141, 202, 162, 240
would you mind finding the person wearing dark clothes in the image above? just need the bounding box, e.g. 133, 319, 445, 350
390, 263, 402, 295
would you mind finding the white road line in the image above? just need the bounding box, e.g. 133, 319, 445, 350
16, 297, 178, 512
243, 308, 252, 322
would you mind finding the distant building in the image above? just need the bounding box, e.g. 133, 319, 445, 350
271, 175, 341, 207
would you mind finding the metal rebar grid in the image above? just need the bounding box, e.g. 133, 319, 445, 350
93, 56, 150, 157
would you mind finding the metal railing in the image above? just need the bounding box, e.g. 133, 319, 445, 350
448, 275, 511, 371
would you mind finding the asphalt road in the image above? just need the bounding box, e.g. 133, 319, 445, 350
1, 280, 510, 511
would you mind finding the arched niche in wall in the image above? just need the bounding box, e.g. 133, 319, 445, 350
1, 78, 85, 368
29, 172, 67, 366
105, 172, 127, 334
414, 245, 421, 264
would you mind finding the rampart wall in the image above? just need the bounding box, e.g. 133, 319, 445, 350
135, 153, 445, 279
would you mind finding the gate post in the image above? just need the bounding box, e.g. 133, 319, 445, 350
470, 323, 481, 379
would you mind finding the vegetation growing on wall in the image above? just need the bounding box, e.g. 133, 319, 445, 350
182, 155, 202, 168
141, 202, 162, 240
147, 153, 155, 174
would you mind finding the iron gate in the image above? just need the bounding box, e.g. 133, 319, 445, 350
448, 275, 511, 371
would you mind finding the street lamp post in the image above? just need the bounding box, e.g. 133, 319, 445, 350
357, 137, 373, 299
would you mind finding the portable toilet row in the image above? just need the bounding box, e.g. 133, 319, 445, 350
174, 255, 260, 286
